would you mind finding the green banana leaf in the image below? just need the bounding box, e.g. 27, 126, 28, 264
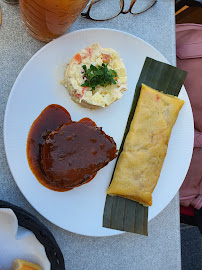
103, 57, 187, 235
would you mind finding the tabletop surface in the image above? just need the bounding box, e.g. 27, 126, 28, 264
0, 1, 182, 269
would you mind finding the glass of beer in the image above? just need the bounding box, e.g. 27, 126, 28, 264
19, 0, 90, 42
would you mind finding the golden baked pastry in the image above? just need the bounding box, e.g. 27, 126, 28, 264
11, 259, 42, 270
107, 84, 185, 206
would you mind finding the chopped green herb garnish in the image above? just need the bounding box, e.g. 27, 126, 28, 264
81, 63, 118, 91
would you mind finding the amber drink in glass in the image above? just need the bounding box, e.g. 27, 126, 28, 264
19, 0, 89, 42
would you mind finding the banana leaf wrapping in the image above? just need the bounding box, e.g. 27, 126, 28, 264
103, 57, 187, 235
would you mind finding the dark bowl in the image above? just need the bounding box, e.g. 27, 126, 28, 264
0, 200, 65, 270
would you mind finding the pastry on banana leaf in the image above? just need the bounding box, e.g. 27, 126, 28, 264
107, 84, 185, 206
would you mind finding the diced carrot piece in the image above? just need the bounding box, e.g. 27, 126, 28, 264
74, 53, 82, 64
82, 87, 88, 94
102, 53, 111, 63
86, 47, 92, 58
73, 90, 83, 99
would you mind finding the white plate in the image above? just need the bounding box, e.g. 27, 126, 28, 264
4, 28, 194, 237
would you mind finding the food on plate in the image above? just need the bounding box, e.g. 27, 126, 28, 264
62, 43, 127, 108
27, 104, 117, 191
42, 121, 117, 188
27, 104, 71, 191
107, 84, 185, 206
11, 259, 41, 270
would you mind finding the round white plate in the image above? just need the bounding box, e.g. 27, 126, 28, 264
4, 28, 194, 237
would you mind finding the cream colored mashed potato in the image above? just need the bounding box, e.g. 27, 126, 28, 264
62, 43, 127, 108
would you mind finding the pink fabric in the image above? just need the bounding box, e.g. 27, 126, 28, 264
176, 23, 202, 210
177, 42, 202, 59
176, 24, 202, 60
194, 130, 202, 148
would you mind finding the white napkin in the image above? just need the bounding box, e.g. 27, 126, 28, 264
0, 209, 50, 270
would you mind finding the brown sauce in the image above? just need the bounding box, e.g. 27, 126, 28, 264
27, 104, 117, 191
